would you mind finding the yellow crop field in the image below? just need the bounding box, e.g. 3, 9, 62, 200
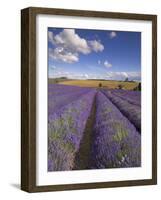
58, 80, 139, 90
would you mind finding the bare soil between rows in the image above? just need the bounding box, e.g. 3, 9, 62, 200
72, 93, 96, 170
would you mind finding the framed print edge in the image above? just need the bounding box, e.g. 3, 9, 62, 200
152, 14, 157, 185
21, 7, 37, 192
21, 7, 157, 193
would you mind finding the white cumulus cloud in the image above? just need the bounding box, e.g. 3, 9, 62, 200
88, 40, 104, 52
48, 29, 104, 63
98, 60, 101, 65
84, 74, 89, 79
106, 71, 141, 81
104, 60, 112, 68
54, 29, 91, 54
49, 48, 79, 64
109, 31, 117, 39
50, 65, 57, 69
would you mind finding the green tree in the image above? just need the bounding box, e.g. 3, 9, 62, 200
138, 82, 141, 91
118, 84, 123, 89
99, 83, 102, 87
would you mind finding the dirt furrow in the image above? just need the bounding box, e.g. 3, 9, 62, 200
72, 93, 96, 170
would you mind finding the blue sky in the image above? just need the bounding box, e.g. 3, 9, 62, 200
48, 27, 141, 81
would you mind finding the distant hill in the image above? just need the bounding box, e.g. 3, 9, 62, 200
48, 78, 139, 90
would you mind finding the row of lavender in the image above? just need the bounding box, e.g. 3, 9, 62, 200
90, 92, 141, 168
101, 89, 141, 132
48, 84, 96, 171
110, 89, 141, 106
48, 84, 93, 116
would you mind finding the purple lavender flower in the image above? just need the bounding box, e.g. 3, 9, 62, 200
48, 87, 96, 171
111, 89, 141, 106
102, 90, 141, 132
89, 91, 141, 169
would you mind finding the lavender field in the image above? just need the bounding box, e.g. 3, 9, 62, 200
48, 84, 141, 171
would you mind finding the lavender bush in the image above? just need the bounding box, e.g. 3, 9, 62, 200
89, 92, 141, 169
111, 89, 141, 106
102, 90, 141, 132
48, 84, 93, 115
48, 89, 96, 171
